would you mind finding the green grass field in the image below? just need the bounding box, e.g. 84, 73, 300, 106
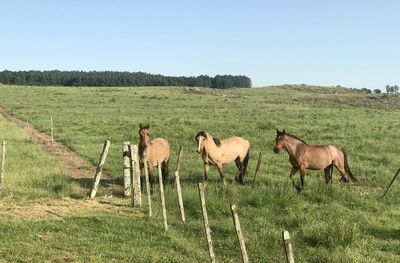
0, 85, 399, 262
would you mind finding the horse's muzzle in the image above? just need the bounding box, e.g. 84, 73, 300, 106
273, 148, 280, 154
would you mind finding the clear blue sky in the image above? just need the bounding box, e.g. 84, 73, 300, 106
1, 0, 399, 89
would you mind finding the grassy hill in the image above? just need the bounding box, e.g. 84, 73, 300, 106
0, 85, 399, 262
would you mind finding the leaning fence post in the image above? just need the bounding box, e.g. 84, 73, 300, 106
158, 161, 168, 231
175, 171, 186, 223
282, 230, 295, 263
90, 140, 111, 199
130, 144, 142, 207
252, 152, 262, 188
143, 152, 152, 217
123, 142, 131, 197
382, 167, 400, 199
198, 182, 216, 263
231, 204, 249, 263
0, 141, 5, 192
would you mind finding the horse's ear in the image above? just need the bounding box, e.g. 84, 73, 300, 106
146, 123, 150, 129
139, 123, 144, 129
276, 129, 279, 134
283, 129, 286, 134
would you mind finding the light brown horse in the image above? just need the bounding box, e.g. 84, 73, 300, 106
273, 129, 358, 190
196, 131, 250, 185
138, 123, 170, 185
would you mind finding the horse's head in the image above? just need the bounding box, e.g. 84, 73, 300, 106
273, 129, 286, 154
195, 130, 208, 154
139, 123, 150, 146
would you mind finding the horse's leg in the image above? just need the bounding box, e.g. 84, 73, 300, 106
289, 166, 298, 180
324, 164, 333, 184
216, 164, 227, 186
289, 166, 298, 188
234, 158, 242, 183
299, 165, 306, 189
333, 159, 349, 183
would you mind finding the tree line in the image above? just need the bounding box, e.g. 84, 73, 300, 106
0, 70, 252, 88
386, 85, 399, 93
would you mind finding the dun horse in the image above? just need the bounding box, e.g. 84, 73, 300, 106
138, 123, 170, 185
273, 129, 358, 190
196, 131, 250, 185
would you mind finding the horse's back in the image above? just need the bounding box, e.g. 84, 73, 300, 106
147, 138, 170, 168
221, 136, 250, 161
223, 136, 249, 149
298, 144, 335, 169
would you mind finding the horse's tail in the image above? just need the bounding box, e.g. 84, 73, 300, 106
341, 148, 358, 182
242, 149, 250, 177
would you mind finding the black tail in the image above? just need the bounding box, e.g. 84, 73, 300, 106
342, 148, 358, 182
242, 149, 250, 177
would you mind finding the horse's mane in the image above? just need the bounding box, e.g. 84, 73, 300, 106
213, 137, 222, 147
196, 130, 222, 147
286, 133, 307, 144
195, 130, 207, 140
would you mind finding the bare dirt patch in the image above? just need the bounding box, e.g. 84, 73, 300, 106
183, 87, 249, 99
0, 197, 142, 220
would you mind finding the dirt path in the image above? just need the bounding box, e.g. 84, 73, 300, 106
0, 107, 122, 193
0, 107, 130, 219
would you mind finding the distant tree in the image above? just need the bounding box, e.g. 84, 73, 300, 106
373, 89, 381, 94
395, 85, 399, 93
386, 85, 390, 93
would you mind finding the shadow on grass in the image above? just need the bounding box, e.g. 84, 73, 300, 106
73, 177, 125, 197
366, 227, 400, 241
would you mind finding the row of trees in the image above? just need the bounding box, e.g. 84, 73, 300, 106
0, 70, 252, 89
386, 85, 399, 93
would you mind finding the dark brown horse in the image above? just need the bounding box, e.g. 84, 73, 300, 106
138, 124, 170, 184
196, 131, 250, 185
273, 129, 357, 189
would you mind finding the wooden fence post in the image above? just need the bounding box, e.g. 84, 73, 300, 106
252, 152, 262, 188
143, 152, 152, 217
231, 204, 249, 263
175, 171, 186, 223
198, 182, 216, 263
90, 140, 111, 199
175, 145, 183, 173
0, 141, 5, 192
158, 161, 168, 231
130, 144, 141, 207
382, 167, 400, 199
50, 117, 54, 144
123, 141, 131, 197
282, 230, 295, 263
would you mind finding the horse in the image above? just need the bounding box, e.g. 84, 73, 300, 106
273, 129, 358, 190
138, 123, 170, 185
195, 131, 250, 185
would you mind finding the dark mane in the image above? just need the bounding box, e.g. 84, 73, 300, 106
286, 133, 307, 144
196, 131, 222, 147
213, 137, 222, 147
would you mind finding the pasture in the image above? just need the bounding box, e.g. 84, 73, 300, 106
0, 84, 399, 262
